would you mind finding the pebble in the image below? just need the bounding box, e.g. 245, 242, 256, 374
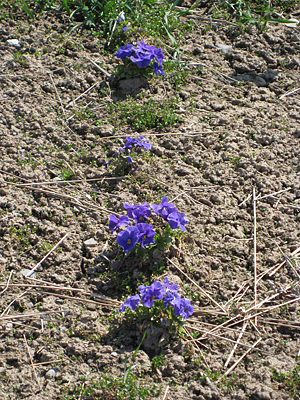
111, 352, 118, 357
20, 269, 35, 277
84, 238, 98, 247
215, 43, 232, 54
45, 368, 59, 379
6, 39, 20, 47
0, 367, 6, 374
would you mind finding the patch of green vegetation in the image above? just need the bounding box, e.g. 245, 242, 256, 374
73, 107, 95, 121
13, 51, 29, 68
107, 97, 183, 131
218, 0, 298, 32
151, 354, 164, 370
62, 372, 158, 399
62, 333, 159, 399
16, 0, 192, 53
271, 364, 300, 398
60, 167, 74, 180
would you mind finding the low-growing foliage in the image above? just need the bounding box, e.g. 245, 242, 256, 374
107, 97, 182, 131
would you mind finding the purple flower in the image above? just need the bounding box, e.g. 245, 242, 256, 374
122, 25, 129, 32
177, 213, 189, 232
124, 203, 139, 219
135, 136, 152, 150
130, 52, 152, 68
118, 294, 140, 312
152, 62, 164, 77
116, 226, 139, 253
115, 41, 164, 75
124, 202, 149, 219
134, 42, 163, 65
116, 44, 134, 60
135, 40, 152, 53
150, 196, 178, 221
163, 291, 179, 308
136, 223, 156, 248
167, 212, 189, 231
138, 284, 147, 296
164, 277, 178, 293
122, 136, 138, 150
174, 298, 194, 320
140, 281, 166, 308
167, 212, 179, 230
108, 215, 130, 233
153, 47, 164, 66
127, 156, 133, 163
104, 160, 111, 168
132, 205, 151, 223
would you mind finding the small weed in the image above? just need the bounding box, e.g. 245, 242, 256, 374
107, 97, 182, 131
151, 354, 164, 370
271, 365, 300, 398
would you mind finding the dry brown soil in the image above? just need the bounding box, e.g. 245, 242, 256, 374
0, 4, 300, 400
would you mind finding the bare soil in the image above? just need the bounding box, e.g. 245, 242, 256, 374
0, 4, 300, 400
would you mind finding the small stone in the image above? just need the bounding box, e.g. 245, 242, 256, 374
215, 43, 232, 54
20, 269, 35, 277
6, 39, 20, 48
0, 367, 6, 374
84, 238, 98, 247
111, 352, 118, 357
45, 368, 58, 379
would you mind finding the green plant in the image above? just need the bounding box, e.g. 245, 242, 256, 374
271, 365, 300, 398
13, 51, 29, 68
108, 97, 182, 131
219, 0, 295, 32
151, 354, 164, 370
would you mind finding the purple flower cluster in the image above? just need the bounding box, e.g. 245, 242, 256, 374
118, 277, 193, 320
150, 196, 189, 232
122, 136, 151, 153
109, 202, 156, 253
109, 196, 188, 254
116, 41, 164, 77
104, 136, 151, 167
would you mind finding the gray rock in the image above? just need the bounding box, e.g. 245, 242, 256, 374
84, 238, 98, 247
215, 43, 232, 54
263, 69, 280, 82
0, 367, 6, 374
235, 73, 266, 87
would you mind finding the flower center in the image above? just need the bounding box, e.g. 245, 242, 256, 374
139, 216, 143, 220
127, 240, 131, 245
143, 235, 146, 239
151, 296, 155, 301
